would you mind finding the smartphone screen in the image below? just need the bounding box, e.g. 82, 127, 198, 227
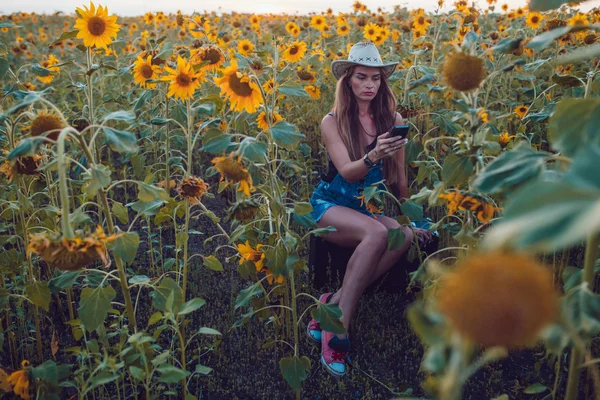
390, 125, 409, 139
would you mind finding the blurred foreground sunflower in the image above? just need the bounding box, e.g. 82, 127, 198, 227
7, 360, 31, 400
442, 52, 486, 92
436, 251, 559, 348
211, 152, 254, 196
74, 1, 120, 49
28, 226, 120, 271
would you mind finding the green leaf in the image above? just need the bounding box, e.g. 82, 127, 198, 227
483, 145, 600, 252
150, 117, 169, 125
203, 255, 224, 271
48, 271, 80, 294
25, 281, 51, 312
407, 301, 446, 346
279, 356, 311, 392
562, 284, 600, 341
387, 228, 407, 251
264, 243, 288, 278
106, 231, 139, 263
137, 182, 169, 202
152, 278, 183, 313
472, 144, 549, 194
148, 312, 163, 327
442, 154, 473, 187
103, 110, 136, 122
156, 365, 190, 384
78, 285, 116, 332
524, 383, 548, 394
200, 129, 232, 154
198, 327, 221, 335
400, 200, 423, 221
112, 201, 129, 224
7, 138, 39, 160
277, 83, 310, 97
178, 298, 206, 316
129, 366, 146, 381
103, 127, 139, 153
422, 343, 447, 374
526, 26, 574, 51
548, 98, 600, 157
555, 42, 600, 68
89, 374, 120, 390
195, 364, 213, 375
492, 37, 524, 53
408, 74, 435, 90
310, 301, 345, 334
235, 281, 263, 310
529, 0, 578, 11
176, 231, 188, 248
50, 30, 78, 47
270, 121, 305, 149
239, 137, 268, 162
82, 164, 112, 197
293, 202, 313, 215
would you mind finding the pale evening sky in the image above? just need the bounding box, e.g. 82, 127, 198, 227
1, 0, 600, 16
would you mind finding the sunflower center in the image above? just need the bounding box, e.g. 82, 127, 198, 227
532, 16, 539, 23
243, 44, 250, 51
228, 72, 253, 96
87, 16, 107, 36
418, 16, 425, 24
289, 45, 299, 55
204, 48, 221, 64
176, 72, 192, 87
140, 64, 154, 79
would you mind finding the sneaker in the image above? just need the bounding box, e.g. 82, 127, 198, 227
306, 292, 332, 343
321, 328, 347, 377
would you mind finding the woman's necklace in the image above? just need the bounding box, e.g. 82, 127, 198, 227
358, 117, 377, 138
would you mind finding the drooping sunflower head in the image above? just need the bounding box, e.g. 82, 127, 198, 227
73, 1, 121, 49
177, 176, 209, 204
442, 51, 486, 92
213, 60, 262, 113
7, 360, 31, 400
211, 152, 254, 196
29, 110, 64, 141
229, 199, 260, 222
544, 18, 566, 31
1, 154, 43, 182
28, 226, 120, 271
296, 69, 315, 82
437, 251, 559, 348
132, 54, 161, 89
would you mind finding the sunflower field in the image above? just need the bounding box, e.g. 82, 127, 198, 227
1, 0, 600, 398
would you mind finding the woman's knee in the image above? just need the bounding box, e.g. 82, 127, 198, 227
401, 225, 414, 247
362, 222, 389, 247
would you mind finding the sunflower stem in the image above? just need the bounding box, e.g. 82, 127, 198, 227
565, 232, 600, 400
57, 128, 76, 239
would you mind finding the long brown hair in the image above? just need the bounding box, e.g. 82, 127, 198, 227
329, 65, 403, 185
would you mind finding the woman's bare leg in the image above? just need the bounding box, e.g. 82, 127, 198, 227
367, 216, 414, 285
316, 206, 392, 336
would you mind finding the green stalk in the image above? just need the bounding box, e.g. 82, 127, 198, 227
290, 273, 301, 400
57, 128, 75, 239
565, 232, 600, 400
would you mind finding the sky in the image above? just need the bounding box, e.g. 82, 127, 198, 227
1, 0, 600, 16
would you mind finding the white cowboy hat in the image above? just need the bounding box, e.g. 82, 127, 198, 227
331, 41, 399, 80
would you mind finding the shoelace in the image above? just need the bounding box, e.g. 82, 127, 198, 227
330, 350, 347, 364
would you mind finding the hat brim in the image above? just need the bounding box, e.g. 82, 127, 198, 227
331, 60, 399, 80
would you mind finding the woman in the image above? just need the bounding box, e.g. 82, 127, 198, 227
307, 42, 432, 377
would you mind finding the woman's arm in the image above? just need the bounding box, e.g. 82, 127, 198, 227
320, 115, 379, 184
392, 112, 409, 201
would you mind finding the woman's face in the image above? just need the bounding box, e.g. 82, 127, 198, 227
348, 66, 382, 101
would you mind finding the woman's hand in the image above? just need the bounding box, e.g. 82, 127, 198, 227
413, 228, 433, 245
371, 132, 408, 162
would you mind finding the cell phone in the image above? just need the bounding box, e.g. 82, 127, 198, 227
390, 125, 409, 139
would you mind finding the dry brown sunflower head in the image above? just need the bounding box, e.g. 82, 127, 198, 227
545, 18, 566, 31
297, 70, 315, 81
177, 176, 208, 204
442, 52, 486, 92
437, 251, 559, 348
230, 199, 260, 222
28, 226, 120, 271
30, 111, 64, 141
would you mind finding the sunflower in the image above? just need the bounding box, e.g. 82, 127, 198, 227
29, 110, 64, 141
526, 12, 544, 29
514, 105, 528, 119
238, 241, 265, 270
73, 2, 120, 49
568, 12, 588, 26
190, 45, 226, 72
297, 69, 316, 82
442, 52, 485, 92
310, 15, 326, 32
262, 78, 275, 94
285, 21, 299, 34
214, 60, 262, 113
305, 84, 321, 100
1, 154, 43, 182
161, 56, 204, 101
177, 176, 209, 205
237, 39, 254, 57
337, 24, 350, 36
413, 14, 430, 33
438, 190, 500, 224
498, 132, 515, 147
256, 110, 283, 130
211, 152, 254, 196
281, 40, 307, 63
132, 54, 161, 89
437, 251, 559, 348
37, 54, 60, 84
7, 360, 31, 400
28, 226, 119, 271
230, 199, 260, 222
363, 23, 380, 41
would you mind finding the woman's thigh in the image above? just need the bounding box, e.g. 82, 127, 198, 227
317, 206, 388, 249
374, 216, 414, 248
